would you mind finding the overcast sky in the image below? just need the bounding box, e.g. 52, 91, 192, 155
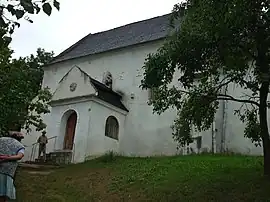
10, 0, 180, 58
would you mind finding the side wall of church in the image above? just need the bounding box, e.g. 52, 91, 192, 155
22, 39, 264, 162
37, 40, 213, 158
85, 100, 126, 159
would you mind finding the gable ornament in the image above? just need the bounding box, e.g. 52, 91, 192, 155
69, 83, 77, 92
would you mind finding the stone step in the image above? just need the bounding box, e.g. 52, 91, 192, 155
48, 150, 73, 165
28, 150, 73, 166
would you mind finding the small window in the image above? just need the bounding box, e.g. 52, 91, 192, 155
105, 116, 119, 140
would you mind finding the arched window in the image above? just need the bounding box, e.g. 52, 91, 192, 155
105, 116, 119, 140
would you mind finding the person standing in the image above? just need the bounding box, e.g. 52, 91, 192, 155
0, 131, 25, 202
37, 132, 48, 161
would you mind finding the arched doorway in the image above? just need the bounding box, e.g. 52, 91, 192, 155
63, 111, 77, 150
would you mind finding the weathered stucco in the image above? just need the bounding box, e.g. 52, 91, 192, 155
22, 40, 264, 163
221, 82, 265, 155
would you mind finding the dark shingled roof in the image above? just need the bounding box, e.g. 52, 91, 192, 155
78, 66, 128, 112
51, 66, 129, 112
90, 78, 129, 112
49, 13, 172, 65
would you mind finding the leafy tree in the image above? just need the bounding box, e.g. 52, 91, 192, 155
0, 0, 59, 135
0, 0, 60, 35
24, 48, 54, 94
141, 0, 270, 175
0, 29, 53, 135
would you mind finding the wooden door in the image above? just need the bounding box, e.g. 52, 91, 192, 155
63, 112, 77, 150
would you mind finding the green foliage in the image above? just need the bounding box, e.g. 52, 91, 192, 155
0, 0, 60, 35
141, 0, 270, 149
24, 48, 54, 93
42, 3, 52, 16
0, 40, 54, 135
235, 108, 261, 147
0, 0, 57, 135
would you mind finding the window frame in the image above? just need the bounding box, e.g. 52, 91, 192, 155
105, 116, 119, 140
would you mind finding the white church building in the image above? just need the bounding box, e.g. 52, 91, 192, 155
22, 14, 264, 163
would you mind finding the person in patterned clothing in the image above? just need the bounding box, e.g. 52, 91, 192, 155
0, 131, 25, 202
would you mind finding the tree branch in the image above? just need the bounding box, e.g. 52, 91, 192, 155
216, 74, 260, 93
177, 89, 259, 107
240, 78, 260, 91
217, 94, 259, 106
215, 76, 233, 92
240, 92, 259, 100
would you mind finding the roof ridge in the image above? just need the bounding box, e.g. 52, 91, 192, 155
50, 13, 171, 64
88, 13, 171, 36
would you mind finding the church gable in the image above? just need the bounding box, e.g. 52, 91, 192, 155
51, 66, 97, 101
50, 65, 128, 112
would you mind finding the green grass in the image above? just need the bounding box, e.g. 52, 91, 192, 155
16, 155, 270, 202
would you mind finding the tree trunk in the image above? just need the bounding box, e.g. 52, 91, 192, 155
256, 28, 270, 176
259, 82, 270, 176
262, 140, 270, 176
260, 113, 270, 176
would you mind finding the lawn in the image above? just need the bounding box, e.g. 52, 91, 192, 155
16, 155, 270, 202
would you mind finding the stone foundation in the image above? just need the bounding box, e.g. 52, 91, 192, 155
46, 150, 73, 165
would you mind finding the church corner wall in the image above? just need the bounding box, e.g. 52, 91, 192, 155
85, 100, 126, 158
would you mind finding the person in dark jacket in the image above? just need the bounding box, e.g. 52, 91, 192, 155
37, 132, 48, 161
